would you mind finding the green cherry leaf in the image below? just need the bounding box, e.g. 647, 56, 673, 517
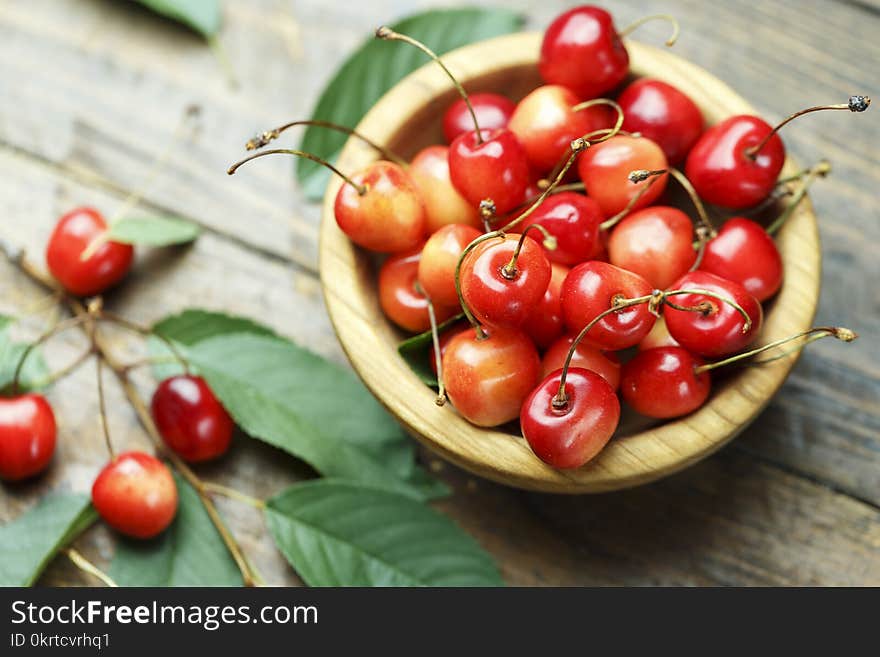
130, 0, 221, 38
106, 216, 200, 247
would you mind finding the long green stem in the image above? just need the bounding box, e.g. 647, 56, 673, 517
765, 162, 830, 236
11, 315, 89, 395
618, 14, 680, 45
227, 149, 367, 195
65, 548, 118, 587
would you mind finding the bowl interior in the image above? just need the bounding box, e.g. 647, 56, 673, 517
319, 32, 820, 493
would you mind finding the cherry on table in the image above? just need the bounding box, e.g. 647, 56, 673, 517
46, 207, 134, 297
541, 334, 621, 390
621, 347, 710, 418
523, 263, 569, 349
417, 223, 482, 309
409, 145, 481, 232
442, 326, 541, 427
618, 78, 704, 164
521, 367, 620, 469
517, 191, 603, 265
0, 393, 56, 482
151, 375, 234, 463
91, 451, 178, 539
443, 93, 516, 143
379, 245, 455, 333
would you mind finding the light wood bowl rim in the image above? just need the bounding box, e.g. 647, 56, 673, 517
318, 32, 820, 493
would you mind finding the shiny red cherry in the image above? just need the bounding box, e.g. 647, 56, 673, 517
521, 368, 620, 469
607, 206, 696, 289
417, 224, 482, 308
621, 347, 710, 418
334, 160, 426, 252
448, 128, 530, 215
91, 451, 178, 539
523, 263, 569, 349
561, 261, 655, 350
578, 135, 668, 217
539, 6, 628, 99
618, 78, 704, 164
700, 217, 783, 302
379, 246, 455, 333
443, 93, 516, 144
684, 115, 783, 209
409, 146, 481, 232
0, 394, 56, 481
46, 207, 134, 297
151, 375, 234, 463
508, 85, 612, 173
460, 233, 551, 328
665, 270, 763, 358
443, 327, 541, 427
518, 192, 603, 265
541, 335, 621, 390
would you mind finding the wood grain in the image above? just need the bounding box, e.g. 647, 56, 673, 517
0, 0, 877, 585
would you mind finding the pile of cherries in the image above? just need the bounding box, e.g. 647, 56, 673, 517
229, 6, 867, 470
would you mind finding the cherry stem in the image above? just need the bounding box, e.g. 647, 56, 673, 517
694, 326, 856, 374
203, 482, 266, 510
479, 199, 497, 233
542, 122, 622, 187
26, 346, 94, 390
10, 314, 90, 395
618, 14, 680, 46
227, 149, 367, 195
663, 288, 753, 333
65, 548, 118, 587
572, 98, 625, 137
776, 160, 831, 187
765, 160, 831, 236
502, 224, 556, 280
376, 26, 483, 144
420, 286, 447, 406
98, 310, 191, 375
746, 96, 871, 159
95, 354, 115, 459
553, 294, 655, 408
453, 233, 500, 339
245, 119, 406, 167
599, 175, 661, 231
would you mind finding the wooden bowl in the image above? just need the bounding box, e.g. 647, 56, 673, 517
319, 32, 820, 493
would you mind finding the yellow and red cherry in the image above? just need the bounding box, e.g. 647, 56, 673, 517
0, 394, 56, 482
664, 270, 763, 358
417, 224, 482, 308
379, 245, 456, 333
443, 93, 516, 143
442, 326, 541, 427
409, 145, 481, 232
151, 375, 234, 463
508, 85, 612, 173
91, 451, 178, 539
46, 207, 134, 297
460, 233, 552, 328
578, 135, 668, 217
523, 263, 569, 349
618, 78, 704, 164
521, 368, 620, 469
519, 192, 603, 265
620, 347, 710, 418
607, 206, 697, 289
700, 217, 783, 301
541, 335, 621, 390
561, 261, 655, 350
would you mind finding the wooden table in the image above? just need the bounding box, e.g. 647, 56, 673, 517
1, 0, 877, 586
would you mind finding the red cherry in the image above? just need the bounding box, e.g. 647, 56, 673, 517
523, 263, 569, 349
518, 192, 603, 265
442, 327, 541, 427
618, 78, 704, 164
0, 394, 56, 481
665, 270, 763, 358
460, 233, 551, 328
448, 128, 530, 215
409, 146, 481, 232
417, 224, 482, 308
539, 6, 628, 99
700, 217, 783, 301
620, 347, 710, 418
508, 85, 612, 173
46, 207, 134, 297
521, 368, 620, 469
684, 115, 783, 209
378, 246, 455, 333
151, 375, 234, 463
541, 335, 621, 390
578, 135, 668, 217
91, 451, 178, 539
561, 261, 655, 350
443, 93, 516, 144
607, 206, 696, 289
638, 315, 680, 350
334, 161, 426, 252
